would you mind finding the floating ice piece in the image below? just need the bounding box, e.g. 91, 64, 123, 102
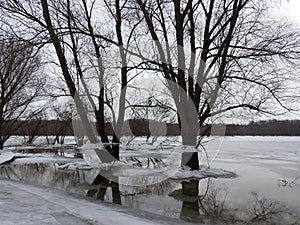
57, 161, 93, 170
171, 166, 237, 180
80, 143, 116, 165
0, 151, 14, 164
172, 145, 202, 153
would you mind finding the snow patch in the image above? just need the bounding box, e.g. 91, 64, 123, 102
12, 155, 81, 164
0, 151, 14, 164
57, 161, 93, 170
57, 159, 131, 171
171, 166, 237, 180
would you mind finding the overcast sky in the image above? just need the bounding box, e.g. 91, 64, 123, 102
280, 0, 300, 23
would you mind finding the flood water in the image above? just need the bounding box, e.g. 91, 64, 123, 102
1, 137, 300, 224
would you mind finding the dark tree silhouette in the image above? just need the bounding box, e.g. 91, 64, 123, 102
0, 36, 44, 149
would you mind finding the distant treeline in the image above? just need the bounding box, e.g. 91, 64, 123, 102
225, 120, 300, 136
1, 119, 300, 136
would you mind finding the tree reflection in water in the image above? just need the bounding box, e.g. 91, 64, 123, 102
248, 192, 298, 225
180, 181, 200, 220
0, 163, 123, 204
86, 173, 121, 205
169, 178, 299, 224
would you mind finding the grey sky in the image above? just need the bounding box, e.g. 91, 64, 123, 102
279, 0, 300, 23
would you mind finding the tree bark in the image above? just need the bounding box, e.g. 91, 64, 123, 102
181, 126, 199, 170
178, 99, 199, 170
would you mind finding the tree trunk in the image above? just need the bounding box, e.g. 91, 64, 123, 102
181, 131, 199, 170
0, 139, 4, 149
27, 136, 35, 144
179, 110, 199, 170
111, 134, 120, 160
55, 135, 59, 145
181, 152, 199, 170
112, 181, 122, 205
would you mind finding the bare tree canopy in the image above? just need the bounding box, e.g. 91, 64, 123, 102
133, 0, 300, 124
0, 35, 44, 149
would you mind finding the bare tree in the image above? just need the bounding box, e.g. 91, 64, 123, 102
132, 0, 300, 169
50, 100, 73, 145
0, 35, 44, 149
48, 0, 142, 159
0, 0, 145, 161
25, 111, 46, 145
0, 0, 103, 145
